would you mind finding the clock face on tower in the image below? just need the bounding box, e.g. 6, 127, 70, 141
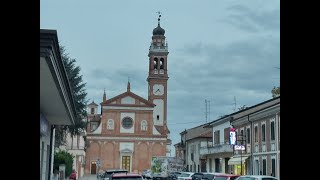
153, 84, 164, 95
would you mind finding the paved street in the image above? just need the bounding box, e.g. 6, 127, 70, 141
78, 175, 97, 180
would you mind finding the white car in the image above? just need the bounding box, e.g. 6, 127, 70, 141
236, 175, 278, 180
178, 172, 194, 180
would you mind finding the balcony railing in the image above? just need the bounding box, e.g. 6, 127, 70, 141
149, 45, 168, 52
65, 146, 85, 150
200, 144, 233, 155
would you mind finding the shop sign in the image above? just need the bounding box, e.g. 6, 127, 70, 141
230, 128, 237, 145
234, 145, 245, 150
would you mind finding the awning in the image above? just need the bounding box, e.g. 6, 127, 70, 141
228, 156, 249, 165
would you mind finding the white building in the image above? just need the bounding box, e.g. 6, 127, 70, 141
40, 29, 78, 180
200, 116, 234, 173
60, 129, 87, 179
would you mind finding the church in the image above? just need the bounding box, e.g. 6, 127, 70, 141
84, 16, 172, 174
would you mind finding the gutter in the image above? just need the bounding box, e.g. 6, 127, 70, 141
247, 115, 254, 175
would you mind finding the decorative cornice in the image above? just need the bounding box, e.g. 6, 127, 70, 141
87, 136, 167, 141
101, 91, 155, 107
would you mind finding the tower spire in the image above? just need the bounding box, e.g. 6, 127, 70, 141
103, 88, 106, 101
157, 11, 161, 26
127, 77, 131, 92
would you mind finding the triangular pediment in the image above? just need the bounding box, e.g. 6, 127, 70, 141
120, 148, 133, 153
101, 91, 155, 107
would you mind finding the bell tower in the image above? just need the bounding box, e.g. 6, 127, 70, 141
147, 12, 169, 131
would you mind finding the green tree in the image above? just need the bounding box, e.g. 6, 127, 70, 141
55, 45, 88, 147
271, 86, 280, 98
54, 150, 74, 177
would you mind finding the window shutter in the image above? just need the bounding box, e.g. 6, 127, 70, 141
224, 128, 230, 144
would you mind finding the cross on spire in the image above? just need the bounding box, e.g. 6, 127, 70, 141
157, 11, 161, 25
127, 77, 131, 92
103, 88, 106, 101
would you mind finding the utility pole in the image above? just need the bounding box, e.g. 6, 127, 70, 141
237, 133, 246, 175
205, 100, 207, 123
208, 100, 211, 122
233, 96, 237, 112
205, 99, 211, 122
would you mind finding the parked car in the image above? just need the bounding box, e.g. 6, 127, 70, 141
191, 173, 204, 180
202, 173, 228, 180
177, 172, 194, 180
168, 172, 181, 180
142, 169, 153, 179
213, 173, 239, 180
102, 169, 129, 180
110, 173, 143, 180
98, 170, 106, 179
235, 175, 278, 180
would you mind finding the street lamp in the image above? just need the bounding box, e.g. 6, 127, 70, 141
237, 134, 246, 175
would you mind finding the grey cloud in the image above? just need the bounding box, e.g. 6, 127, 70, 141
164, 35, 279, 133
172, 37, 279, 91
223, 4, 280, 32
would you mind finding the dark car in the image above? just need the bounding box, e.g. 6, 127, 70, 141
191, 173, 204, 180
102, 169, 129, 180
97, 170, 106, 179
168, 172, 181, 180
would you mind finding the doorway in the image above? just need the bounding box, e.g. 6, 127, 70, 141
91, 161, 97, 174
215, 158, 220, 172
122, 156, 131, 172
200, 159, 206, 172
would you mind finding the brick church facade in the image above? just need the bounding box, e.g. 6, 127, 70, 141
84, 16, 171, 174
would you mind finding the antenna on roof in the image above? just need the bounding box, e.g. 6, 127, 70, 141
233, 96, 237, 112
205, 99, 211, 122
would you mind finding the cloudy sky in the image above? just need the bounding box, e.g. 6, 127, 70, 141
40, 0, 279, 152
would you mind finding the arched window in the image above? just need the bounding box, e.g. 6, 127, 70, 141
141, 120, 147, 131
107, 119, 114, 130
154, 58, 158, 69
160, 58, 164, 69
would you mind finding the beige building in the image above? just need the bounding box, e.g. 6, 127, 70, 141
190, 97, 280, 178
230, 97, 280, 178
179, 125, 213, 172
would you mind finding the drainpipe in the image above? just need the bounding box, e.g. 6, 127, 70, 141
185, 133, 188, 171
48, 125, 55, 180
247, 115, 253, 175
